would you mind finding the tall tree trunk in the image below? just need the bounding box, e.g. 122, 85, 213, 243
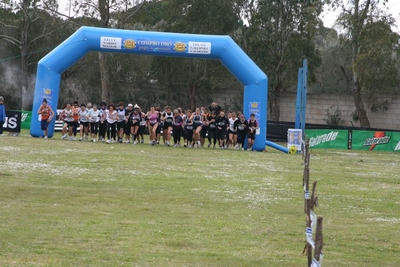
352, 73, 370, 127
98, 0, 111, 104
99, 52, 111, 103
351, 0, 370, 128
189, 84, 196, 111
20, 2, 30, 110
269, 85, 281, 121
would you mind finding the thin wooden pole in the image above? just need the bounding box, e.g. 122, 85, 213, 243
306, 198, 312, 267
314, 216, 324, 262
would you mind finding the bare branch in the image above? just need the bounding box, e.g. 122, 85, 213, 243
360, 0, 371, 22
80, 1, 101, 13
340, 65, 351, 84
42, 2, 82, 25
198, 61, 208, 81
26, 15, 42, 27
0, 34, 21, 48
0, 21, 18, 28
118, 1, 146, 27
29, 30, 55, 45
261, 39, 274, 55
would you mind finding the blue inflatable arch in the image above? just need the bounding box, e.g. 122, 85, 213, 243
31, 26, 270, 151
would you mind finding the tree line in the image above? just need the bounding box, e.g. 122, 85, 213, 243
0, 0, 399, 127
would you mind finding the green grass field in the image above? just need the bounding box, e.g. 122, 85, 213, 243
0, 131, 399, 266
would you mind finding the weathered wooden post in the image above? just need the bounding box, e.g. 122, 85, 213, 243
302, 138, 323, 267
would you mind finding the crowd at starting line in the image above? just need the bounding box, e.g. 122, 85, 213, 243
37, 100, 259, 150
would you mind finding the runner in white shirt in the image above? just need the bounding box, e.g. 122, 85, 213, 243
116, 102, 126, 143
78, 103, 89, 141
228, 112, 238, 149
60, 103, 74, 141
106, 104, 118, 144
87, 104, 100, 142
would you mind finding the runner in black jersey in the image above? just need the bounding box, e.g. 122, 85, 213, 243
215, 110, 229, 148
234, 113, 249, 150
98, 101, 107, 142
183, 110, 194, 147
155, 106, 162, 145
201, 107, 209, 147
116, 102, 126, 143
137, 107, 146, 144
172, 109, 183, 147
130, 105, 141, 144
147, 105, 159, 145
124, 104, 134, 143
207, 111, 217, 148
208, 102, 222, 116
161, 106, 174, 146
191, 107, 202, 148
247, 113, 259, 151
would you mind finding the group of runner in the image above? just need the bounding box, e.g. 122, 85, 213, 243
40, 100, 259, 150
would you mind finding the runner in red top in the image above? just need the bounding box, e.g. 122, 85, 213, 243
37, 99, 54, 139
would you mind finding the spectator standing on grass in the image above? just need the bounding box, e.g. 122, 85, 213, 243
37, 99, 54, 139
0, 96, 6, 135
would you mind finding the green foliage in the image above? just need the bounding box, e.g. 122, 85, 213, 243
0, 3, 69, 109
369, 99, 390, 112
311, 24, 353, 94
145, 0, 243, 109
324, 105, 344, 126
242, 0, 323, 120
354, 21, 400, 97
322, 0, 399, 127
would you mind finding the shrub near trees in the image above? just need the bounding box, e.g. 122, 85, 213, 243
0, 0, 399, 127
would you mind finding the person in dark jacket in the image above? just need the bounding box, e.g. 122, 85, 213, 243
0, 96, 6, 135
208, 102, 221, 115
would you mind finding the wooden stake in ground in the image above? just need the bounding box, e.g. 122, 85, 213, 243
314, 216, 324, 262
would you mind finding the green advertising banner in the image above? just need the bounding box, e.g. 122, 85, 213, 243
305, 129, 349, 149
21, 110, 32, 129
352, 130, 400, 152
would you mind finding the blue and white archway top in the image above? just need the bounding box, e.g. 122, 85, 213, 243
31, 26, 270, 151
